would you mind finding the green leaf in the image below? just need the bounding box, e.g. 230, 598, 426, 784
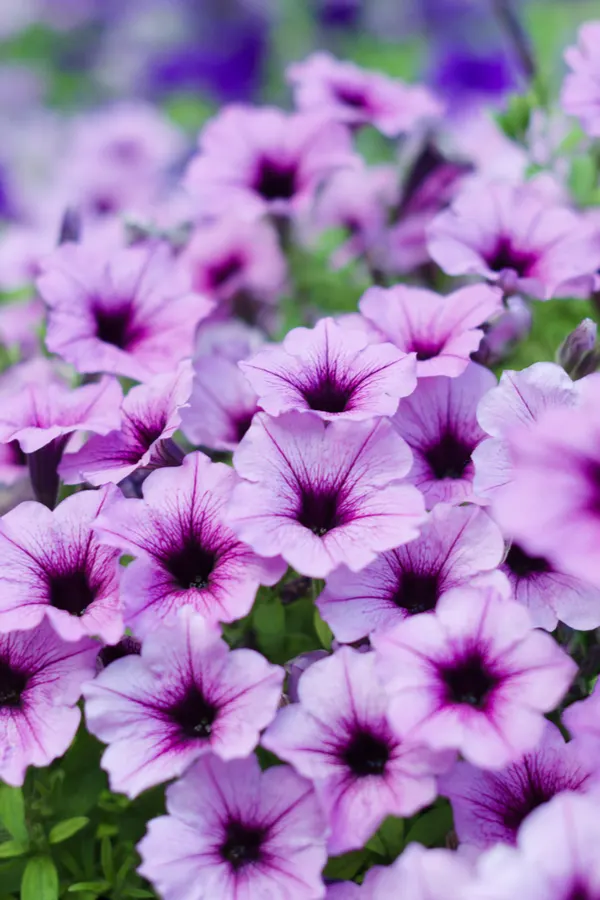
100, 836, 114, 882
67, 883, 110, 895
122, 890, 155, 899
0, 841, 28, 859
376, 816, 405, 860
313, 610, 333, 650
253, 597, 285, 636
569, 155, 598, 207
323, 850, 368, 880
0, 787, 28, 843
20, 856, 58, 900
405, 803, 453, 849
49, 817, 89, 844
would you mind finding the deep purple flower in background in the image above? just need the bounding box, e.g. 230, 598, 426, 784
94, 451, 284, 636
362, 842, 473, 899
359, 283, 502, 379
184, 105, 357, 220
0, 619, 97, 785
240, 316, 417, 421
317, 504, 505, 643
84, 610, 283, 797
428, 180, 599, 299
374, 586, 576, 769
229, 411, 426, 578
391, 362, 496, 508
60, 362, 192, 487
440, 720, 599, 853
38, 241, 214, 382
0, 486, 122, 643
137, 754, 327, 900
263, 646, 449, 854
431, 49, 520, 110
561, 21, 600, 138
463, 793, 600, 900
287, 52, 442, 136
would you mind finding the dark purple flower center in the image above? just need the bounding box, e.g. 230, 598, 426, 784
49, 569, 96, 617
130, 414, 167, 452
343, 729, 390, 777
169, 684, 218, 739
411, 342, 443, 362
0, 659, 27, 708
333, 84, 368, 110
220, 820, 267, 871
424, 432, 473, 480
504, 543, 551, 579
297, 486, 341, 536
97, 637, 142, 670
91, 194, 119, 217
94, 303, 138, 350
441, 651, 498, 709
207, 254, 245, 291
235, 412, 255, 443
165, 537, 217, 590
302, 373, 353, 414
8, 440, 26, 467
254, 158, 298, 202
568, 887, 595, 900
393, 571, 440, 614
485, 237, 537, 278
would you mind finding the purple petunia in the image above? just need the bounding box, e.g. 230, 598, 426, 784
229, 411, 426, 578
317, 503, 505, 643
287, 52, 442, 137
94, 451, 284, 636
263, 646, 449, 854
60, 362, 192, 487
428, 180, 599, 299
390, 362, 496, 509
38, 240, 214, 382
84, 610, 283, 797
563, 677, 600, 744
137, 754, 327, 900
440, 720, 599, 854
359, 283, 503, 379
561, 21, 600, 138
240, 316, 417, 421
184, 104, 357, 221
0, 619, 97, 785
362, 842, 474, 899
374, 586, 576, 769
0, 485, 123, 643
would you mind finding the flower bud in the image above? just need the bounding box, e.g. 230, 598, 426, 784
557, 318, 600, 380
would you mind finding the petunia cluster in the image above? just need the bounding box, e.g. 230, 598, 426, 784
2, 12, 600, 900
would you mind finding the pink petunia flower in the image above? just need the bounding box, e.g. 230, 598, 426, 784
229, 412, 426, 578
287, 52, 442, 137
94, 452, 285, 637
362, 842, 474, 899
561, 21, 600, 138
84, 610, 283, 797
184, 104, 358, 221
390, 362, 496, 509
563, 677, 600, 744
240, 317, 417, 421
59, 362, 192, 487
0, 485, 122, 643
137, 754, 328, 900
38, 240, 214, 382
373, 586, 576, 769
359, 283, 503, 379
0, 618, 97, 785
428, 180, 599, 300
263, 646, 449, 855
317, 504, 505, 643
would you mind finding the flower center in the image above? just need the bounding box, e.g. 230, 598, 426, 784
424, 432, 473, 480
130, 415, 167, 453
170, 685, 218, 739
0, 659, 27, 708
235, 412, 255, 443
49, 569, 96, 617
411, 343, 442, 362
297, 486, 341, 536
343, 729, 390, 777
94, 304, 136, 349
496, 757, 588, 837
254, 159, 298, 202
220, 820, 266, 871
165, 538, 217, 591
441, 651, 498, 709
393, 571, 440, 614
334, 84, 368, 109
207, 254, 245, 291
301, 373, 353, 414
504, 543, 551, 578
97, 637, 142, 670
485, 237, 537, 278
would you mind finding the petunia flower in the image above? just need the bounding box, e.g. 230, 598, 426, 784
287, 52, 442, 136
0, 619, 97, 785
94, 451, 285, 637
359, 283, 503, 379
561, 21, 600, 138
428, 180, 599, 299
440, 720, 599, 854
463, 793, 600, 900
229, 411, 426, 578
317, 504, 505, 643
563, 677, 600, 744
0, 485, 123, 643
373, 586, 576, 769
59, 362, 192, 487
38, 240, 214, 382
240, 317, 417, 421
362, 842, 474, 899
137, 754, 327, 900
184, 104, 357, 221
390, 362, 496, 509
84, 611, 283, 797
262, 646, 449, 855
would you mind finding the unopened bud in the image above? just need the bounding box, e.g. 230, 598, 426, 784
557, 318, 600, 380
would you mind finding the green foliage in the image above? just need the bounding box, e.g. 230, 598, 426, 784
502, 297, 598, 373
